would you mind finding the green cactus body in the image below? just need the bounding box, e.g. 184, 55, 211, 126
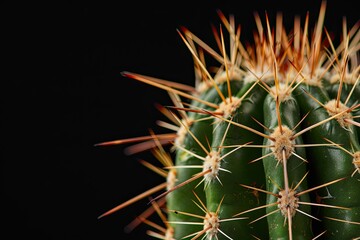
262, 89, 313, 240
294, 83, 360, 239
167, 80, 243, 239
203, 81, 269, 239
98, 2, 360, 239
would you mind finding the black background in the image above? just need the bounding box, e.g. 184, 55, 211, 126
3, 1, 358, 239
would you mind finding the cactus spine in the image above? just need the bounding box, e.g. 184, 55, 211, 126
97, 1, 360, 239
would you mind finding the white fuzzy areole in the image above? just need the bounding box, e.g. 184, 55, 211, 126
269, 83, 293, 103
324, 99, 352, 129
203, 212, 220, 239
214, 96, 242, 123
174, 118, 194, 149
278, 189, 299, 218
203, 151, 221, 185
270, 126, 295, 162
166, 169, 177, 191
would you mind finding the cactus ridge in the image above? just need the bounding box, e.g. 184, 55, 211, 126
97, 1, 360, 239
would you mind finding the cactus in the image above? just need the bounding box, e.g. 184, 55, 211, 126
97, 1, 360, 239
